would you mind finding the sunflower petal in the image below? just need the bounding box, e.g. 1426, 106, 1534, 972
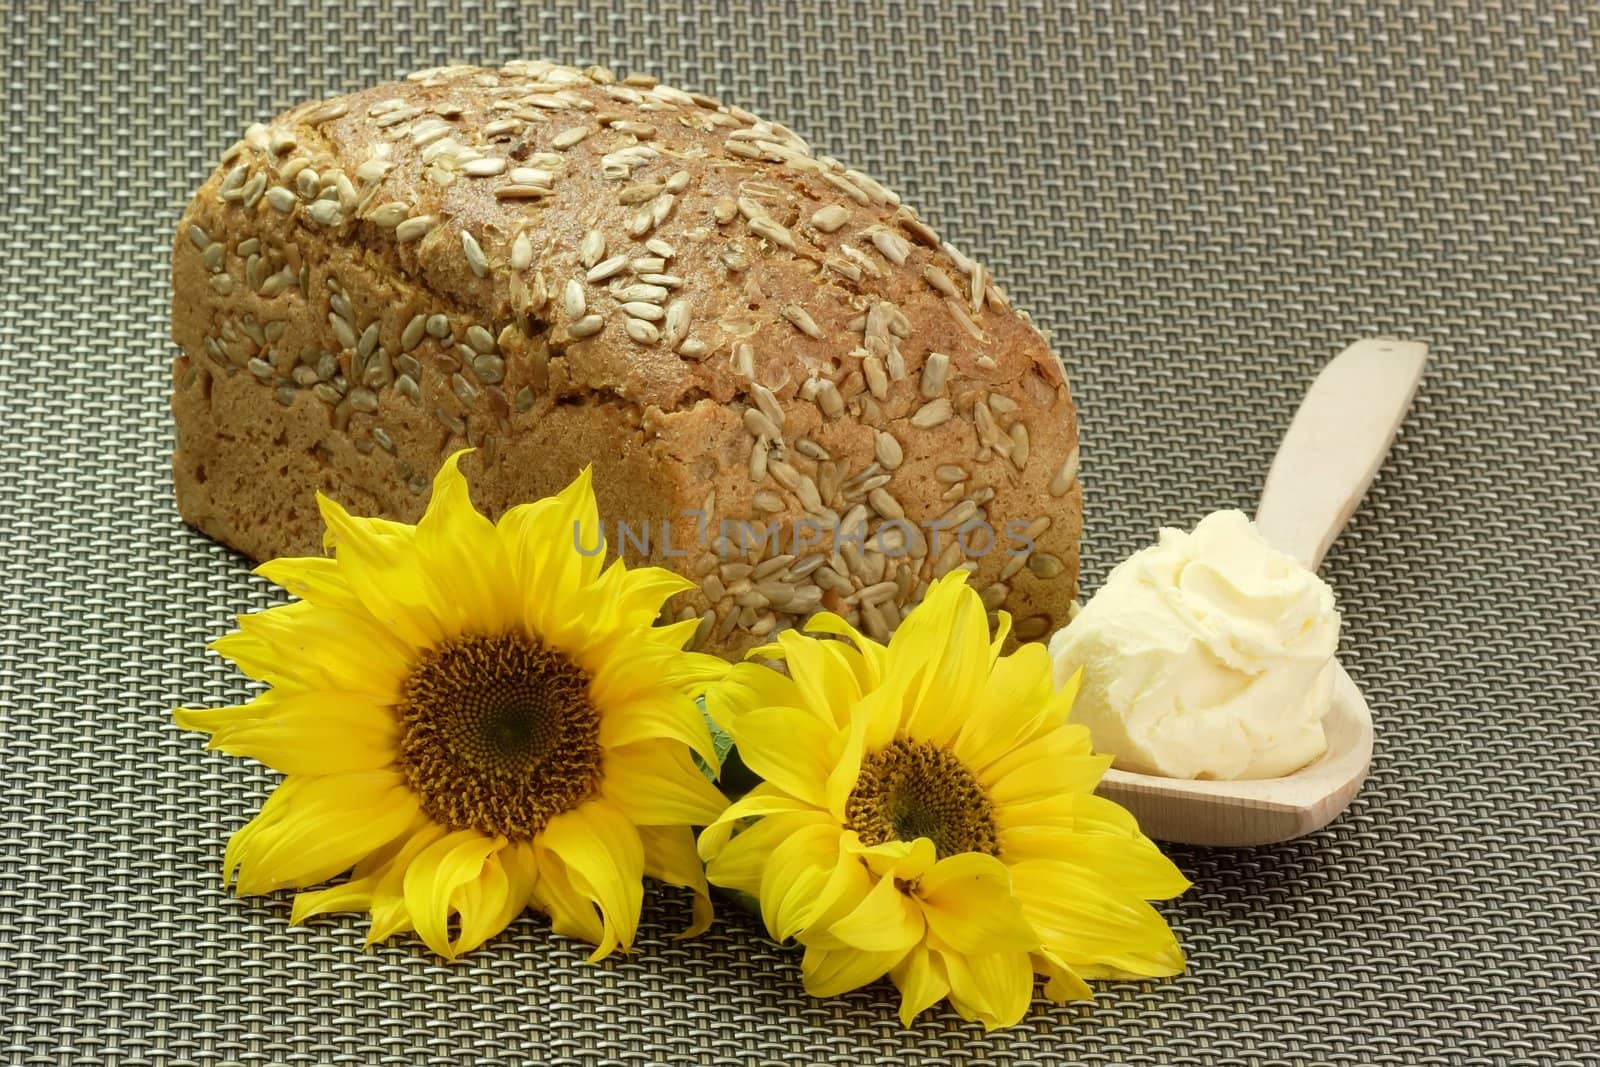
702, 809, 830, 895
800, 942, 907, 999
825, 870, 926, 953
802, 611, 886, 688
916, 852, 1039, 955
698, 785, 821, 865
288, 819, 444, 927
703, 660, 802, 731
729, 706, 838, 808
639, 823, 715, 938
896, 576, 992, 745
185, 691, 399, 776
1010, 859, 1187, 978
454, 841, 538, 956
598, 690, 719, 767
758, 822, 841, 942
411, 450, 518, 634
891, 943, 953, 1025
941, 948, 1035, 1030
498, 467, 608, 644
602, 741, 730, 826
315, 492, 444, 649
1034, 947, 1094, 1003
531, 848, 607, 947
539, 798, 644, 960
226, 772, 418, 894
401, 829, 506, 959
841, 833, 938, 883
978, 719, 1098, 791
952, 642, 1057, 768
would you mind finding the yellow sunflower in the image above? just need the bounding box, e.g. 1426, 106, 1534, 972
175, 451, 730, 960
698, 572, 1189, 1029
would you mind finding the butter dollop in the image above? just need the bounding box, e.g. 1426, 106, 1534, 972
1047, 509, 1340, 780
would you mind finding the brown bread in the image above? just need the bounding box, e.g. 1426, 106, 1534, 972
170, 61, 1082, 657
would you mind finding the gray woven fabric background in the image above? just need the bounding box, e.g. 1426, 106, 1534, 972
2, 1, 1596, 1063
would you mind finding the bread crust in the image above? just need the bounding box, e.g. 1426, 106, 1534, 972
171, 61, 1081, 655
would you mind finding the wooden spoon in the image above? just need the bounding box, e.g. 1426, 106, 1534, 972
1094, 338, 1429, 847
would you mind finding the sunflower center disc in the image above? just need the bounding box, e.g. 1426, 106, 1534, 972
396, 632, 602, 839
844, 738, 1000, 859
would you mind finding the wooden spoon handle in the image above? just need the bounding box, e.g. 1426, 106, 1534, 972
1254, 338, 1428, 570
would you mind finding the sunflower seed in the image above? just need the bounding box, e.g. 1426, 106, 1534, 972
618, 181, 664, 205
810, 204, 850, 233
922, 265, 961, 300
582, 230, 604, 268
357, 323, 380, 359
769, 459, 801, 492
552, 126, 589, 149
754, 554, 796, 580
466, 325, 496, 353
663, 300, 691, 349
348, 387, 380, 413
749, 216, 797, 251
241, 173, 267, 207
495, 184, 554, 200
398, 315, 428, 351
911, 398, 952, 428
608, 283, 665, 305
563, 280, 587, 319
462, 157, 507, 177
867, 487, 905, 521
734, 385, 780, 432
782, 304, 823, 339
328, 312, 357, 351
920, 352, 950, 398
678, 338, 709, 359
461, 231, 489, 277
265, 186, 297, 213
630, 257, 667, 274
980, 582, 1009, 612
1028, 553, 1065, 580
871, 230, 911, 265
396, 214, 440, 242
369, 202, 411, 228
625, 318, 659, 344
864, 430, 902, 471
1009, 423, 1031, 470
621, 301, 665, 322
569, 314, 604, 338
814, 379, 845, 418
1015, 615, 1052, 641
743, 407, 782, 442
586, 254, 628, 283
946, 298, 987, 341
509, 232, 534, 271
998, 553, 1030, 582
796, 438, 830, 463
1048, 448, 1080, 497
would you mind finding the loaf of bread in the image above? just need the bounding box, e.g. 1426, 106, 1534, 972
171, 61, 1081, 657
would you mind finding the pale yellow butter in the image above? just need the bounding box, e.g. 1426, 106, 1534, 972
1047, 510, 1340, 780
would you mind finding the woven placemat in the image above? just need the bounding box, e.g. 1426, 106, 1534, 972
2, 2, 1596, 1063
